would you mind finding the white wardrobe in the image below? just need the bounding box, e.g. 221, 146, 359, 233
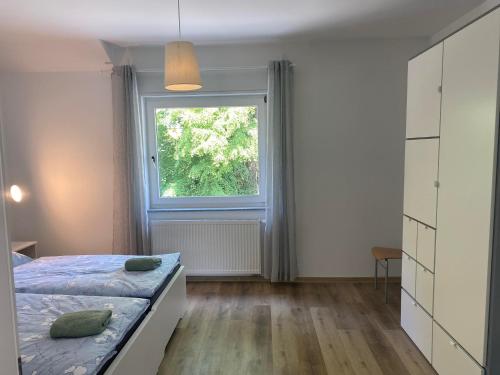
401, 8, 500, 375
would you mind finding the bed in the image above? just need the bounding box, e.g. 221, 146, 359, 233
14, 253, 181, 301
17, 293, 150, 375
13, 253, 187, 375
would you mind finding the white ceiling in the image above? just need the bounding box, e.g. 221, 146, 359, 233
0, 0, 486, 71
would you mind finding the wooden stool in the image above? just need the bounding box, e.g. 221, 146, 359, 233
372, 247, 402, 304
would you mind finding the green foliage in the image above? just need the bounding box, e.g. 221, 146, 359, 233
155, 106, 259, 198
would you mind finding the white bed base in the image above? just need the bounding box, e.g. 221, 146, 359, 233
104, 266, 187, 375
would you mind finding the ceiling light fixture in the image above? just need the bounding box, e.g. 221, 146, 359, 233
164, 0, 202, 91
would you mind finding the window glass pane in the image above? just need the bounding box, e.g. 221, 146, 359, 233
155, 106, 259, 198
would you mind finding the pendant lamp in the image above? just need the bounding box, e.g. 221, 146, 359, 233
164, 0, 202, 91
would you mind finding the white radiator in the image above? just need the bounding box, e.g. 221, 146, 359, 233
150, 220, 261, 276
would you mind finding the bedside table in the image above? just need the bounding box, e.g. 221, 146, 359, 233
11, 241, 38, 259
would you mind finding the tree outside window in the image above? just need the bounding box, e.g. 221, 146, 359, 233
155, 106, 259, 198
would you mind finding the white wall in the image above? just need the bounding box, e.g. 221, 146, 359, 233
0, 72, 114, 257
130, 38, 427, 277
0, 38, 427, 275
430, 0, 499, 44
0, 85, 20, 375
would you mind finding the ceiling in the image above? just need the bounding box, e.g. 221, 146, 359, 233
0, 0, 486, 71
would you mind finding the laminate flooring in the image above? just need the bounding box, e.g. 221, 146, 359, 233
158, 281, 435, 375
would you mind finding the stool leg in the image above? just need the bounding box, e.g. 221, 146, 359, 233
385, 259, 389, 304
374, 259, 378, 290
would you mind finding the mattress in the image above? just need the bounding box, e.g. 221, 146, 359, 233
16, 293, 149, 375
14, 253, 181, 299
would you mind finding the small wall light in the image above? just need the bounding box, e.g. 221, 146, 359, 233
9, 185, 23, 203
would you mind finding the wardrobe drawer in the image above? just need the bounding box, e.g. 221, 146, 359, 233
433, 322, 483, 375
415, 264, 434, 314
402, 254, 416, 297
417, 224, 435, 272
401, 289, 432, 361
402, 216, 417, 258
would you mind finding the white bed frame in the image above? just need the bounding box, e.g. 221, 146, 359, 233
104, 266, 187, 375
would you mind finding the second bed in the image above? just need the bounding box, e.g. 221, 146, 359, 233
14, 252, 181, 301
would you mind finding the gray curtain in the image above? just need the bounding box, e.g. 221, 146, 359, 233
111, 65, 150, 255
265, 60, 297, 282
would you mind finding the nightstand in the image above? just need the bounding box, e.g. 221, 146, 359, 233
11, 241, 38, 259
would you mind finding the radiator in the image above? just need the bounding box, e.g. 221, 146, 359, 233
150, 220, 261, 276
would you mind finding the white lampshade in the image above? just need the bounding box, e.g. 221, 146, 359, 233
164, 41, 202, 91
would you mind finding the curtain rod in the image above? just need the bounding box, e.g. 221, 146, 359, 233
136, 64, 295, 73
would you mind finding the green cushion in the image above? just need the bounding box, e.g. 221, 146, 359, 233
125, 257, 162, 271
50, 310, 112, 339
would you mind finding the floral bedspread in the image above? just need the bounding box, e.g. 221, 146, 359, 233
16, 293, 149, 375
14, 253, 180, 298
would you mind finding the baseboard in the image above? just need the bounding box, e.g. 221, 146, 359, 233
186, 276, 401, 284
186, 275, 268, 282
295, 277, 401, 284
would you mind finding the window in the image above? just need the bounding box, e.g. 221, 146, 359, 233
145, 94, 267, 209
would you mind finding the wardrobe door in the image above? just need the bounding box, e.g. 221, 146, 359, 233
402, 254, 416, 297
415, 264, 434, 314
417, 224, 435, 272
432, 323, 483, 375
403, 139, 439, 227
434, 9, 500, 366
401, 290, 433, 362
406, 43, 443, 139
402, 216, 417, 259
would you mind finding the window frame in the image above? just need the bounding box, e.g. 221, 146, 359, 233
144, 93, 267, 209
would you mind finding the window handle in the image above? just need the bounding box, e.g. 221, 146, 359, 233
151, 155, 156, 166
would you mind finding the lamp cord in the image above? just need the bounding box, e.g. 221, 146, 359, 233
177, 0, 182, 40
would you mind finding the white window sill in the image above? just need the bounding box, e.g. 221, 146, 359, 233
147, 206, 266, 213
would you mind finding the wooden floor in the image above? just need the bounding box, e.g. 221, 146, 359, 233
158, 281, 435, 375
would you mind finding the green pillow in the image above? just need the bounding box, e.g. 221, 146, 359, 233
50, 310, 112, 339
125, 257, 162, 271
